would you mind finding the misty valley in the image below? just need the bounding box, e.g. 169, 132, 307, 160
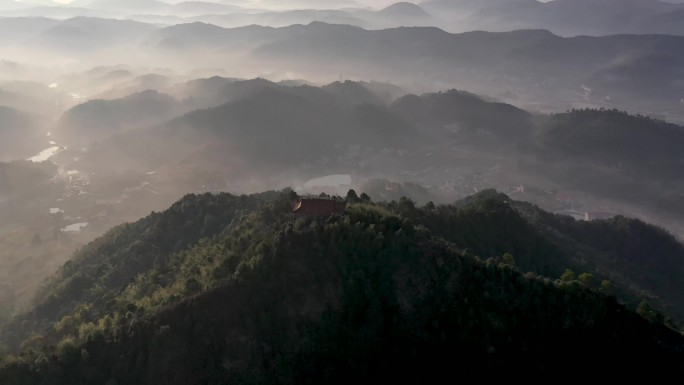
2, 0, 684, 381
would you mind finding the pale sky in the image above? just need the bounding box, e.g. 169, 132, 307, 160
12, 0, 397, 5
11, 0, 76, 4
10, 0, 684, 8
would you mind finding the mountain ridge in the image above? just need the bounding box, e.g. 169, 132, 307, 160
2, 189, 684, 381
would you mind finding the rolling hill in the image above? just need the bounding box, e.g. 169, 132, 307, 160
55, 90, 183, 144
2, 190, 684, 381
48, 80, 684, 233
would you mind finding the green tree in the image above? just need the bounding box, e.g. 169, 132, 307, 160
578, 272, 593, 287
600, 280, 614, 296
500, 253, 516, 269
346, 189, 360, 203
560, 269, 576, 282
184, 277, 201, 295
637, 301, 664, 324
397, 196, 416, 214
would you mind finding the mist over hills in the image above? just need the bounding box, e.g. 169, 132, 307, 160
437, 0, 684, 36
4, 0, 684, 35
0, 17, 59, 44
31, 17, 155, 52
3, 74, 684, 339
1, 73, 683, 318
56, 90, 184, 143
247, 24, 684, 110
0, 107, 44, 162
41, 78, 684, 238
2, 0, 684, 380
2, 18, 682, 122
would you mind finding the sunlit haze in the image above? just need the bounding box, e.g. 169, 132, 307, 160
1, 0, 684, 379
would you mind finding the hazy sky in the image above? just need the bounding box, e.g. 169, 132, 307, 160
13, 0, 396, 6
9, 0, 684, 9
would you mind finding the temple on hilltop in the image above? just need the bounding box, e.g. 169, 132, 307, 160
292, 195, 347, 216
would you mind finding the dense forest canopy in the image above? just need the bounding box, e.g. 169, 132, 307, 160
2, 189, 684, 382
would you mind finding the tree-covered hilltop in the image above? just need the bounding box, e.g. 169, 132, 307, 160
2, 189, 684, 381
0, 191, 282, 350
526, 108, 684, 221
389, 190, 684, 322
391, 89, 533, 144
538, 108, 684, 179
55, 90, 183, 144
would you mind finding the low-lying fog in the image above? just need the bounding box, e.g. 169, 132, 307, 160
1, 0, 683, 328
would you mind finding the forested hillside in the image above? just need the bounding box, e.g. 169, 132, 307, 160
525, 108, 684, 221
2, 189, 684, 381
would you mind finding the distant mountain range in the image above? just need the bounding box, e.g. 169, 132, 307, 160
3, 0, 684, 35
42, 78, 683, 237
240, 23, 684, 113
422, 0, 684, 35
2, 18, 681, 120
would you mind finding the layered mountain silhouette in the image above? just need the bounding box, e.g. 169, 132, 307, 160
55, 90, 183, 143
4, 0, 684, 35
1, 17, 682, 117
42, 80, 683, 232
423, 0, 684, 35
30, 16, 154, 51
